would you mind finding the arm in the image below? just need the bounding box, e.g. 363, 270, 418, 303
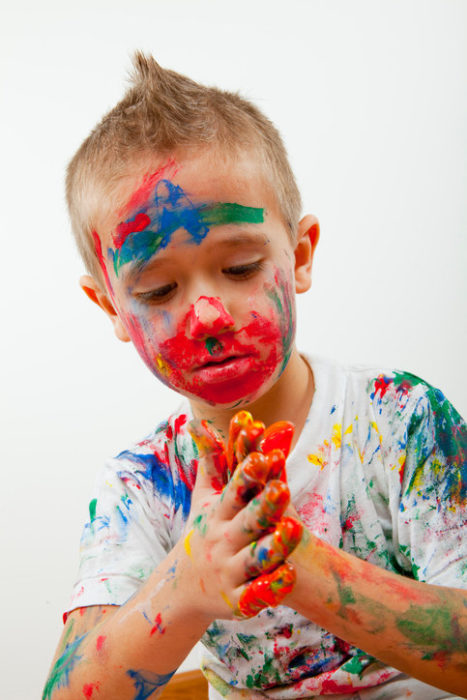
43, 445, 302, 699
287, 529, 467, 696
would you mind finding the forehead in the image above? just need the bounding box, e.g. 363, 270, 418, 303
113, 148, 279, 221
100, 149, 286, 279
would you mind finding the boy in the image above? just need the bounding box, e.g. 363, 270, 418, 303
44, 53, 466, 699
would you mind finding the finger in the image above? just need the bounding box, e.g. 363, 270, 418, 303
235, 561, 297, 618
188, 419, 227, 493
220, 452, 274, 518
241, 516, 303, 580
259, 420, 294, 460
226, 411, 265, 476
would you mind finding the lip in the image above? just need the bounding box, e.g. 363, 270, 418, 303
192, 355, 254, 383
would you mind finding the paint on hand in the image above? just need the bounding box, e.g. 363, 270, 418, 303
188, 419, 227, 492
260, 421, 294, 460
246, 516, 303, 578
126, 668, 176, 699
237, 561, 296, 618
227, 411, 265, 476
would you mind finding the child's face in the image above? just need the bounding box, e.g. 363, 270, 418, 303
87, 149, 315, 409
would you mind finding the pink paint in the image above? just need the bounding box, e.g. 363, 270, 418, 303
113, 213, 151, 250
149, 612, 166, 636
96, 635, 106, 653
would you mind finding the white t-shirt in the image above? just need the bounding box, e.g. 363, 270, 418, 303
69, 356, 466, 698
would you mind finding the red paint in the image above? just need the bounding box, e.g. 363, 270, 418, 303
188, 419, 227, 491
189, 296, 235, 337
82, 682, 100, 699
226, 411, 267, 474
273, 516, 303, 554
260, 421, 294, 460
398, 457, 406, 485
264, 449, 287, 482
149, 612, 166, 636
238, 561, 296, 617
155, 312, 281, 405
118, 159, 178, 218
113, 213, 151, 249
92, 230, 114, 298
96, 635, 106, 652
373, 375, 392, 400
119, 268, 292, 408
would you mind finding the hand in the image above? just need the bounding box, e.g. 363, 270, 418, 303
179, 414, 303, 622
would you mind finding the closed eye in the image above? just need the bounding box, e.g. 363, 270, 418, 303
134, 282, 177, 303
222, 261, 264, 279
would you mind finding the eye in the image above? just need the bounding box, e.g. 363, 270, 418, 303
223, 261, 264, 279
134, 282, 177, 304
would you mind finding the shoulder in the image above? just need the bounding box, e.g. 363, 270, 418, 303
101, 400, 198, 518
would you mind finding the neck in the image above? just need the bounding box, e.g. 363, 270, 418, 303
189, 348, 314, 446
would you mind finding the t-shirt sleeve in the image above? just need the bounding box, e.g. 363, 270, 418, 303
391, 377, 467, 587
68, 452, 175, 612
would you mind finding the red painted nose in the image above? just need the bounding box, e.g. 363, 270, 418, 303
188, 296, 235, 339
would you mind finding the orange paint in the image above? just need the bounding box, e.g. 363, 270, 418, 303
237, 561, 296, 617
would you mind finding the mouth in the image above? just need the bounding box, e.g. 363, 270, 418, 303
197, 355, 241, 370
192, 353, 254, 383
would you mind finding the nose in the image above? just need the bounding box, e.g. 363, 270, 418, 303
187, 296, 235, 339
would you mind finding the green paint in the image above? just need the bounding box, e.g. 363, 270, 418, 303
89, 498, 97, 523
396, 604, 465, 651
341, 652, 373, 677
42, 634, 86, 699
200, 202, 264, 227
245, 650, 281, 689
193, 513, 208, 536
205, 337, 222, 355
113, 197, 264, 276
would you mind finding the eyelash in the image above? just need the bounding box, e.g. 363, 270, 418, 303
223, 261, 264, 279
134, 261, 264, 304
135, 283, 177, 304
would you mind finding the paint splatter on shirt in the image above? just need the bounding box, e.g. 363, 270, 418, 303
68, 356, 466, 698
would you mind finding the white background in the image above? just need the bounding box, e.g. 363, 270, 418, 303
1, 1, 466, 697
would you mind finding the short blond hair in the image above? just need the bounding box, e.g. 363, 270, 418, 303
66, 52, 302, 281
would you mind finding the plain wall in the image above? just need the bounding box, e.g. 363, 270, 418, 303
1, 1, 466, 697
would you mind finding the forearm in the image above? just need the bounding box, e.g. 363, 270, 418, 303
287, 530, 467, 695
43, 544, 209, 700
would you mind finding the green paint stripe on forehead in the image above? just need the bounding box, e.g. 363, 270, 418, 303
200, 203, 264, 226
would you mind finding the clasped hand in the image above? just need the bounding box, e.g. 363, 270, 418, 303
180, 411, 303, 621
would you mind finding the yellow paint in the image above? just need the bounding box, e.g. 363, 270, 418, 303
220, 590, 234, 609
331, 423, 342, 449
184, 529, 194, 559
155, 354, 171, 376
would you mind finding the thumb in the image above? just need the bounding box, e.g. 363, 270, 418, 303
188, 419, 228, 493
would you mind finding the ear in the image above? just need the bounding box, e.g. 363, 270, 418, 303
80, 275, 131, 342
294, 214, 320, 294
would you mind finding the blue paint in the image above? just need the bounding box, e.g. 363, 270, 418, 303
111, 179, 264, 276
127, 669, 176, 699
117, 451, 192, 518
